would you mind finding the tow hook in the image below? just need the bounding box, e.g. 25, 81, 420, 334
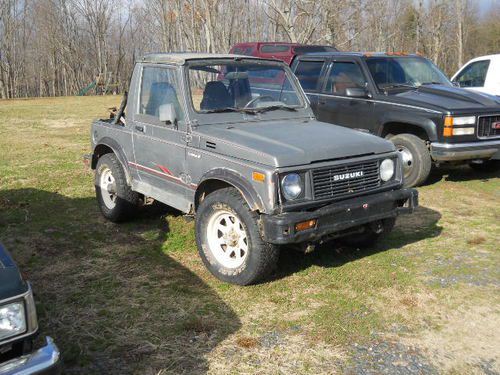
294, 242, 316, 254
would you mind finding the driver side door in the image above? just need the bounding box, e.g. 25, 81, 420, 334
130, 65, 193, 212
316, 60, 377, 133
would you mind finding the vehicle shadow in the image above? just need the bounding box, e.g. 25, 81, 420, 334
273, 205, 442, 280
423, 164, 500, 186
0, 188, 239, 375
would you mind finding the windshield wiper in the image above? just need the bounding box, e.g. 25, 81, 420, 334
254, 104, 298, 113
381, 83, 417, 91
202, 107, 259, 114
420, 81, 443, 86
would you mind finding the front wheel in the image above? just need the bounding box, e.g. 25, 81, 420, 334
391, 133, 432, 187
95, 153, 140, 222
195, 187, 279, 285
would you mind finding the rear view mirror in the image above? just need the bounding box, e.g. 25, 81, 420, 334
225, 71, 249, 80
451, 80, 461, 87
159, 103, 177, 125
345, 87, 369, 98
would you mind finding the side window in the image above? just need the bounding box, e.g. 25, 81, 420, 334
325, 62, 366, 95
455, 60, 490, 87
139, 67, 184, 121
260, 45, 290, 53
294, 60, 325, 92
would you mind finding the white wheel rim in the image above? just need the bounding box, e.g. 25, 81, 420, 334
206, 209, 249, 269
99, 167, 117, 209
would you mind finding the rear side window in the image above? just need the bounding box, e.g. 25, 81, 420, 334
325, 62, 366, 95
455, 60, 490, 87
243, 47, 254, 55
294, 60, 325, 91
260, 45, 290, 53
139, 67, 184, 121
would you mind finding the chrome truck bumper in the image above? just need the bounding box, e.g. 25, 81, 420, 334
430, 140, 500, 161
0, 337, 60, 375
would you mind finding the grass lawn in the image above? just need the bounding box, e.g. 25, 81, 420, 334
0, 96, 499, 374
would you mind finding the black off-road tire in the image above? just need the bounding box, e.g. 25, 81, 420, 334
469, 160, 500, 173
391, 133, 432, 187
195, 187, 279, 285
95, 153, 140, 222
341, 218, 396, 248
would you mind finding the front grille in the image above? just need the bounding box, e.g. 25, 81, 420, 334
477, 115, 500, 138
312, 160, 381, 200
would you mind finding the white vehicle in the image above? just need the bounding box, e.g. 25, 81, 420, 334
452, 54, 500, 96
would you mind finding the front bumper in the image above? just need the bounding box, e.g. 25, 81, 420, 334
0, 337, 60, 375
261, 188, 418, 244
430, 140, 500, 161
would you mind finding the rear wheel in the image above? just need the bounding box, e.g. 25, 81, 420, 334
341, 218, 396, 248
95, 153, 140, 222
196, 187, 279, 285
391, 133, 431, 187
469, 160, 500, 173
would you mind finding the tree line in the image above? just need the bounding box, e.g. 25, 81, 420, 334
0, 0, 498, 99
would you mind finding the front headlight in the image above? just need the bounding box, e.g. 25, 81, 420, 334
282, 173, 303, 200
380, 158, 395, 182
444, 116, 476, 137
0, 301, 26, 341
446, 116, 476, 125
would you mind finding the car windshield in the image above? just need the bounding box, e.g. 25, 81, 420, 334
366, 56, 451, 91
188, 61, 304, 113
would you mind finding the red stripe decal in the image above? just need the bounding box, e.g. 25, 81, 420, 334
128, 162, 197, 190
157, 165, 173, 175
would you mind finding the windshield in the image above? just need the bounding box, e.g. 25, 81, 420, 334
188, 61, 304, 113
366, 57, 451, 90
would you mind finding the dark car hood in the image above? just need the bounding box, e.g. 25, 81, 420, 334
386, 85, 500, 112
195, 119, 395, 167
0, 244, 27, 300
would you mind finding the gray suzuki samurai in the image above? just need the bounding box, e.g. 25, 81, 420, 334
89, 53, 418, 285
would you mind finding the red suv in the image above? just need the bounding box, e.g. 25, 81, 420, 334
229, 42, 337, 65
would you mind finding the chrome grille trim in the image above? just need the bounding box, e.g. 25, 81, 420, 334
477, 114, 500, 139
312, 160, 381, 200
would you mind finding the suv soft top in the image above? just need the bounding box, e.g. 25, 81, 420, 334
141, 53, 271, 65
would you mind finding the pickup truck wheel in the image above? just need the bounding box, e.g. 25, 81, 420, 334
95, 153, 139, 222
391, 134, 431, 187
469, 160, 500, 172
341, 218, 396, 248
196, 187, 279, 285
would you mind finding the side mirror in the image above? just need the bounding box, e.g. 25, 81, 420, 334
345, 87, 369, 98
159, 103, 177, 125
452, 80, 461, 88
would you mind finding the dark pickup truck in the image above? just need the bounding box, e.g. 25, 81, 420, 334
291, 52, 500, 187
0, 243, 60, 374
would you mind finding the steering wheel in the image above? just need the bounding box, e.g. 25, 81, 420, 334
244, 95, 275, 108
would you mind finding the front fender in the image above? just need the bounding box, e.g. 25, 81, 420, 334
197, 168, 266, 212
378, 113, 439, 141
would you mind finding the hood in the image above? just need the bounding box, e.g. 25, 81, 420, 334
0, 244, 27, 300
195, 119, 394, 167
386, 85, 500, 112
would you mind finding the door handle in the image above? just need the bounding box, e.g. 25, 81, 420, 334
135, 125, 144, 132
319, 100, 326, 105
